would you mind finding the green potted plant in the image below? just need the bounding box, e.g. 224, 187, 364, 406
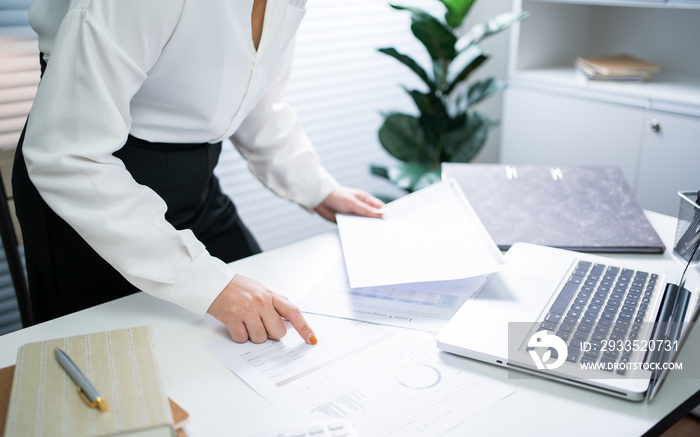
372, 0, 528, 194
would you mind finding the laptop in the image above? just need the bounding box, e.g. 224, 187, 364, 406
437, 242, 700, 401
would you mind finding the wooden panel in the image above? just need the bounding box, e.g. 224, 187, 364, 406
0, 148, 13, 196
0, 148, 21, 245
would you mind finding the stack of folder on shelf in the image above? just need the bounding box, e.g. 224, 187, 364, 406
1, 326, 189, 437
575, 53, 660, 81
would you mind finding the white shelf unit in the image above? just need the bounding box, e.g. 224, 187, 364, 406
501, 0, 700, 215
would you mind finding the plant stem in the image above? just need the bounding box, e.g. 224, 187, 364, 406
435, 59, 449, 93
432, 138, 443, 167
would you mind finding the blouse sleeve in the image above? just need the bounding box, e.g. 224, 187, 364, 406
230, 40, 339, 211
22, 0, 234, 316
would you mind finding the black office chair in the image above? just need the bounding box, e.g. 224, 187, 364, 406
0, 166, 33, 327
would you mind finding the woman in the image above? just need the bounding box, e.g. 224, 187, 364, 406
13, 0, 383, 344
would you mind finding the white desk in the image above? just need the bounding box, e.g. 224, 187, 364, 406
1, 211, 699, 436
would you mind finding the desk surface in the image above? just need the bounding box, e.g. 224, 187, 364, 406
1, 211, 698, 436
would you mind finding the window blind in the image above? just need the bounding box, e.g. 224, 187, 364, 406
0, 0, 37, 150
0, 0, 34, 334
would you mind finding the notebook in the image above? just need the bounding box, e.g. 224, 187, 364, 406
0, 365, 189, 437
437, 243, 700, 401
575, 54, 660, 81
441, 164, 665, 253
3, 326, 175, 437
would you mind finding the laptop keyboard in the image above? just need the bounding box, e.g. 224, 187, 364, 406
537, 260, 659, 375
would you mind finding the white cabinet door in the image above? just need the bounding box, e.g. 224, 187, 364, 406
501, 86, 644, 185
636, 110, 700, 216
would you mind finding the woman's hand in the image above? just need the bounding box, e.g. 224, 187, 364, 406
207, 274, 316, 344
315, 186, 384, 223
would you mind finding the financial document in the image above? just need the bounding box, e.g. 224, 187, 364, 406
300, 255, 489, 332
336, 180, 504, 288
205, 314, 514, 437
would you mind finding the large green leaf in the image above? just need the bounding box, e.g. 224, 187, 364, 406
446, 57, 488, 96
456, 10, 529, 51
405, 89, 449, 154
445, 77, 506, 117
467, 77, 507, 107
431, 58, 449, 92
445, 44, 487, 95
370, 164, 390, 180
391, 5, 456, 61
378, 47, 436, 92
371, 163, 440, 192
389, 4, 434, 19
412, 167, 442, 191
378, 113, 432, 164
437, 0, 476, 29
442, 111, 490, 162
406, 88, 448, 121
411, 15, 457, 61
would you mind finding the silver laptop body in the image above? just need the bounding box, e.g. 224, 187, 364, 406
437, 243, 697, 401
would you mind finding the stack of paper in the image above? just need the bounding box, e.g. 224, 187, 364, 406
302, 181, 504, 332
336, 180, 503, 289
205, 314, 515, 437
575, 53, 660, 81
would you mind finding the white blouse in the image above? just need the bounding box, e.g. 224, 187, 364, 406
23, 0, 338, 315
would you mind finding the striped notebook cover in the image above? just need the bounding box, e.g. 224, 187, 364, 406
3, 326, 174, 437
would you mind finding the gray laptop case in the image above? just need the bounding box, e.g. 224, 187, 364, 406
441, 164, 665, 253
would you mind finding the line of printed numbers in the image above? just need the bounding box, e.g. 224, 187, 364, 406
582, 339, 679, 353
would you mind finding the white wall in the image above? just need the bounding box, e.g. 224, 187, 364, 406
216, 0, 516, 250
464, 0, 517, 163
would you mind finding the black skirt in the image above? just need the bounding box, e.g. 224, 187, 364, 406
12, 131, 261, 324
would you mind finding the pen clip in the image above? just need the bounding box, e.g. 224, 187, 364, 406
77, 386, 108, 411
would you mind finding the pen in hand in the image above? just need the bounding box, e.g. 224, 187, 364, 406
54, 347, 108, 411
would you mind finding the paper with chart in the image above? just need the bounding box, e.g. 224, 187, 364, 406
300, 254, 489, 333
205, 314, 514, 437
336, 180, 504, 288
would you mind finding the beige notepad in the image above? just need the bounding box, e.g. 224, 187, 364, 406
575, 53, 660, 81
576, 53, 659, 76
3, 326, 174, 437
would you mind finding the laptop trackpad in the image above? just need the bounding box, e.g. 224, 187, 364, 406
475, 271, 555, 316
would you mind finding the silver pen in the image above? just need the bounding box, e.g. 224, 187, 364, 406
54, 347, 108, 411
